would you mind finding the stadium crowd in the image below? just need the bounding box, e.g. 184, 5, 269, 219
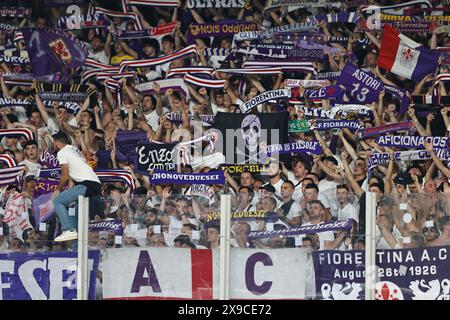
0, 0, 449, 255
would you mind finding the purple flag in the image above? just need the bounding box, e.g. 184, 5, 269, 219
21, 28, 88, 79
338, 63, 383, 104
115, 130, 148, 164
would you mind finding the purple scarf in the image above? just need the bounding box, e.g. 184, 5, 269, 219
384, 85, 411, 115
356, 122, 416, 139
247, 219, 354, 238
89, 219, 124, 235
150, 170, 225, 185
376, 135, 450, 149
311, 120, 361, 131
188, 21, 257, 44
265, 140, 322, 155
304, 85, 344, 100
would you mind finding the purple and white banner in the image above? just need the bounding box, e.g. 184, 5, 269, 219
186, 0, 247, 8
115, 21, 177, 39
310, 120, 361, 131
0, 23, 17, 32
0, 251, 99, 300
39, 150, 59, 168
238, 43, 323, 59
384, 85, 411, 115
338, 63, 383, 104
0, 128, 34, 140
247, 219, 354, 239
265, 140, 322, 155
313, 246, 450, 300
286, 79, 328, 88
368, 149, 450, 170
0, 55, 30, 65
376, 136, 450, 149
0, 7, 32, 18
318, 71, 341, 80
184, 74, 225, 89
188, 21, 257, 44
57, 13, 109, 30
128, 0, 179, 7
89, 219, 123, 235
356, 122, 416, 139
0, 97, 30, 107
120, 45, 198, 72
0, 166, 25, 187
239, 89, 291, 113
135, 78, 189, 98
304, 85, 344, 100
150, 170, 225, 185
185, 184, 216, 203
309, 12, 361, 24
167, 112, 215, 125
330, 104, 372, 118
242, 60, 315, 73
296, 105, 370, 120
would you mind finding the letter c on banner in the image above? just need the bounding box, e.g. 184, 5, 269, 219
245, 252, 273, 295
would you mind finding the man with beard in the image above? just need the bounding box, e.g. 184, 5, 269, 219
51, 132, 101, 242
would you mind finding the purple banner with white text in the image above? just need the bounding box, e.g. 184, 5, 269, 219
313, 246, 450, 300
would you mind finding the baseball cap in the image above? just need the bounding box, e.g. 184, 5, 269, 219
262, 184, 276, 193
393, 172, 414, 186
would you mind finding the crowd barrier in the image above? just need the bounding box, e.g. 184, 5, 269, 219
0, 191, 448, 300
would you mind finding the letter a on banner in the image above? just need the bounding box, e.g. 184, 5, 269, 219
131, 251, 162, 293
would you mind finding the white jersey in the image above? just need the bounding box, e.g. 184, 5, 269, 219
57, 145, 100, 183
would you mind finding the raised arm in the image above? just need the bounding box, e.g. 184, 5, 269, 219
313, 130, 334, 157
33, 93, 51, 125
424, 141, 450, 179
338, 130, 358, 161
341, 151, 364, 198
407, 108, 428, 137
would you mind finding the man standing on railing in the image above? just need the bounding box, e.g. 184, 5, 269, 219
51, 132, 101, 242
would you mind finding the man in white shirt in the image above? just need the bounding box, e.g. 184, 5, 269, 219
88, 34, 111, 65
51, 132, 101, 242
277, 181, 302, 226
18, 140, 41, 177
265, 161, 284, 198
336, 184, 359, 224
336, 184, 359, 251
301, 200, 346, 250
